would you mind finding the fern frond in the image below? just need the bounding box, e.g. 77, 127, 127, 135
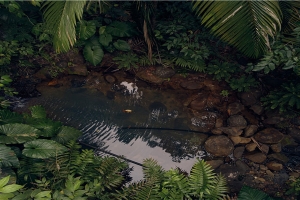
42, 1, 87, 52
143, 158, 165, 181
206, 173, 228, 200
189, 159, 216, 198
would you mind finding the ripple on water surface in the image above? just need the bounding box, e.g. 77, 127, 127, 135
20, 85, 209, 181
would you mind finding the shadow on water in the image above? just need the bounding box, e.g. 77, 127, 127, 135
20, 84, 209, 179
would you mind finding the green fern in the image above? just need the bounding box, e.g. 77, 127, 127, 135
207, 61, 239, 81
262, 82, 300, 113
238, 185, 274, 200
173, 56, 206, 72
228, 75, 258, 92
0, 109, 23, 125
29, 105, 47, 119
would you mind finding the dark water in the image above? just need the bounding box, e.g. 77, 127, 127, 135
19, 83, 208, 181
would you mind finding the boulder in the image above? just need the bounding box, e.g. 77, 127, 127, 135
227, 115, 247, 127
189, 93, 209, 111
220, 127, 244, 136
254, 128, 284, 144
234, 146, 245, 159
244, 125, 258, 137
230, 136, 241, 145
244, 152, 267, 163
288, 128, 300, 143
227, 102, 244, 115
206, 159, 223, 169
250, 104, 264, 115
268, 153, 289, 163
190, 111, 217, 132
266, 161, 283, 171
239, 90, 261, 106
154, 67, 175, 79
270, 143, 282, 153
180, 80, 204, 90
246, 143, 257, 152
205, 135, 234, 157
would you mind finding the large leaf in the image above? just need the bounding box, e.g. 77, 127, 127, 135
0, 110, 23, 125
52, 126, 82, 144
77, 20, 96, 40
22, 139, 68, 159
0, 123, 39, 144
99, 32, 112, 47
113, 39, 130, 51
0, 145, 19, 168
28, 119, 62, 138
192, 1, 282, 58
42, 1, 87, 52
30, 105, 47, 119
83, 37, 104, 66
106, 21, 136, 37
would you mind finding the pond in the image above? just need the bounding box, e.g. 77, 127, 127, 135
18, 75, 209, 181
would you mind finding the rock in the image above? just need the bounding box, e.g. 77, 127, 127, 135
267, 161, 283, 171
241, 109, 259, 125
246, 143, 257, 152
206, 93, 222, 108
230, 136, 241, 145
254, 128, 284, 144
236, 160, 251, 173
250, 104, 264, 115
71, 79, 86, 88
180, 80, 204, 90
154, 67, 175, 79
234, 146, 245, 159
268, 153, 289, 163
189, 93, 209, 111
263, 117, 283, 125
260, 144, 269, 154
215, 118, 223, 128
190, 111, 217, 132
280, 135, 298, 147
136, 68, 165, 84
149, 101, 167, 112
206, 159, 224, 169
273, 172, 289, 185
227, 115, 247, 127
227, 102, 244, 115
244, 152, 267, 163
239, 137, 252, 144
203, 79, 222, 93
244, 125, 258, 137
104, 74, 117, 84
68, 64, 88, 76
288, 128, 300, 143
220, 127, 244, 136
211, 128, 223, 135
270, 143, 282, 153
259, 165, 268, 171
204, 135, 234, 157
12, 78, 41, 97
48, 79, 59, 86
239, 90, 261, 106
266, 170, 274, 178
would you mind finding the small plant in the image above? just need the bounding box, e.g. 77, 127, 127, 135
220, 90, 229, 98
207, 61, 239, 81
113, 53, 139, 70
261, 82, 300, 113
0, 176, 24, 200
238, 185, 275, 199
286, 176, 300, 197
228, 75, 258, 92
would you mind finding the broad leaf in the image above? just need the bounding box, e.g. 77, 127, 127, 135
0, 123, 39, 144
0, 145, 19, 168
52, 126, 82, 144
0, 110, 23, 125
99, 32, 112, 47
77, 20, 96, 40
22, 139, 68, 159
83, 37, 104, 66
113, 40, 130, 51
30, 105, 47, 119
106, 21, 136, 37
28, 119, 62, 138
192, 1, 282, 58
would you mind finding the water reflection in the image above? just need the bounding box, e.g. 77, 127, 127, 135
20, 84, 209, 176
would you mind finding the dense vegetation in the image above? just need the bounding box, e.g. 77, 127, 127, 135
1, 0, 300, 199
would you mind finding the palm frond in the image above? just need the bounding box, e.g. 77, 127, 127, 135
41, 1, 87, 52
192, 1, 282, 58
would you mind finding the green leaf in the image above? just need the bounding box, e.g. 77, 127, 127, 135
0, 193, 14, 200
27, 118, 62, 138
106, 21, 136, 37
0, 184, 23, 193
77, 20, 96, 40
0, 145, 19, 168
22, 139, 68, 159
0, 110, 23, 125
113, 40, 130, 51
52, 126, 82, 144
34, 191, 51, 198
30, 105, 47, 119
83, 38, 104, 66
238, 185, 272, 200
99, 33, 112, 47
0, 176, 10, 188
0, 123, 39, 144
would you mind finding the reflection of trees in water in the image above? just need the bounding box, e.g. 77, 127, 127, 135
24, 89, 208, 163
